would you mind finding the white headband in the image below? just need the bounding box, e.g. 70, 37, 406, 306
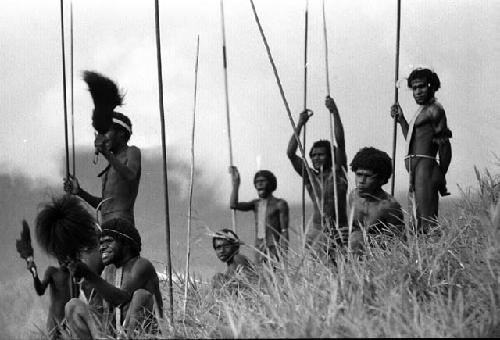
113, 118, 132, 134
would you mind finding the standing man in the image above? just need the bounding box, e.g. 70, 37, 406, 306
391, 67, 452, 232
287, 96, 348, 249
64, 111, 141, 226
348, 147, 404, 253
65, 218, 163, 338
229, 167, 289, 264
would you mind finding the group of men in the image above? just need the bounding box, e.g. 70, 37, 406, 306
18, 66, 452, 338
219, 66, 452, 277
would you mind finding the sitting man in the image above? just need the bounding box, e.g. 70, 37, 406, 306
65, 218, 163, 338
348, 147, 404, 254
229, 166, 289, 264
212, 229, 257, 290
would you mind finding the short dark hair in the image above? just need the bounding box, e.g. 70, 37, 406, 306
407, 68, 441, 92
112, 111, 132, 141
212, 228, 240, 249
254, 170, 277, 192
350, 147, 392, 185
309, 140, 332, 168
100, 218, 141, 257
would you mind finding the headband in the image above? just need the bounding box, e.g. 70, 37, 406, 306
101, 228, 139, 246
113, 118, 132, 134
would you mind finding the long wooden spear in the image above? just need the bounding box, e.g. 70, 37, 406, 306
220, 0, 237, 232
60, 0, 77, 299
70, 1, 76, 176
154, 0, 174, 326
60, 0, 70, 180
183, 35, 200, 320
391, 0, 402, 196
249, 0, 322, 215
322, 0, 340, 235
301, 0, 309, 234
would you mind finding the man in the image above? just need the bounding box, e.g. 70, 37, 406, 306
348, 147, 404, 253
229, 166, 289, 264
64, 111, 141, 226
65, 218, 163, 338
16, 196, 98, 339
211, 229, 257, 290
391, 67, 452, 232
287, 96, 348, 249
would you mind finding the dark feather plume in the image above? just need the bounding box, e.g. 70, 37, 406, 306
83, 70, 123, 134
16, 220, 34, 260
35, 195, 98, 261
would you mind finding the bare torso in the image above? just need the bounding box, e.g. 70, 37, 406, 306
349, 189, 404, 234
252, 196, 287, 246
306, 168, 348, 229
46, 267, 71, 330
101, 146, 141, 224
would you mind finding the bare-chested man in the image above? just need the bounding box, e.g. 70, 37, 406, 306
391, 68, 452, 232
287, 96, 348, 249
348, 147, 404, 253
65, 218, 163, 339
230, 167, 289, 264
64, 112, 141, 226
212, 229, 257, 290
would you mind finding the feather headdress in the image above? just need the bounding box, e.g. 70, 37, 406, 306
83, 70, 123, 134
35, 195, 98, 261
16, 220, 34, 260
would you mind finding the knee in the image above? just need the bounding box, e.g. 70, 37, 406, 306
65, 298, 87, 319
130, 289, 153, 307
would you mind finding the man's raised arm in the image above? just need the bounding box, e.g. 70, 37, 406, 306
287, 110, 312, 177
325, 96, 347, 171
229, 166, 255, 211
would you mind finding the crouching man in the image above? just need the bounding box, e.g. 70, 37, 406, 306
348, 147, 405, 254
212, 229, 257, 291
65, 218, 163, 338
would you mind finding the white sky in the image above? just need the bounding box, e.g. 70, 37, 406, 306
1, 0, 500, 204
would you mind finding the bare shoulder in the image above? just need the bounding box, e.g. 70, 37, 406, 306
130, 257, 155, 275
426, 101, 446, 121
276, 198, 289, 209
127, 145, 141, 157
232, 254, 252, 267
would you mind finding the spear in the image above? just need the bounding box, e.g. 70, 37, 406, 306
70, 0, 76, 176
391, 0, 402, 196
154, 0, 174, 326
249, 0, 322, 215
220, 0, 237, 232
60, 0, 70, 180
183, 35, 200, 320
322, 0, 340, 238
301, 0, 309, 234
60, 0, 77, 299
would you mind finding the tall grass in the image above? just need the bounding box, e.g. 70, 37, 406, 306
24, 168, 500, 338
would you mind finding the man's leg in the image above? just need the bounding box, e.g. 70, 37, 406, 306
122, 289, 154, 335
64, 298, 95, 339
414, 160, 442, 233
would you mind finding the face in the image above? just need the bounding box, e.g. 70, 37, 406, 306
104, 126, 125, 153
214, 239, 236, 263
254, 176, 271, 198
411, 78, 433, 105
310, 147, 330, 171
355, 169, 381, 197
99, 235, 121, 266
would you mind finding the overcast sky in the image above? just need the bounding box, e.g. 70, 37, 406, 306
2, 0, 500, 205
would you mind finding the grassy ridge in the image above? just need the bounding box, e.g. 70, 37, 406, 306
159, 167, 500, 339
14, 167, 500, 338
